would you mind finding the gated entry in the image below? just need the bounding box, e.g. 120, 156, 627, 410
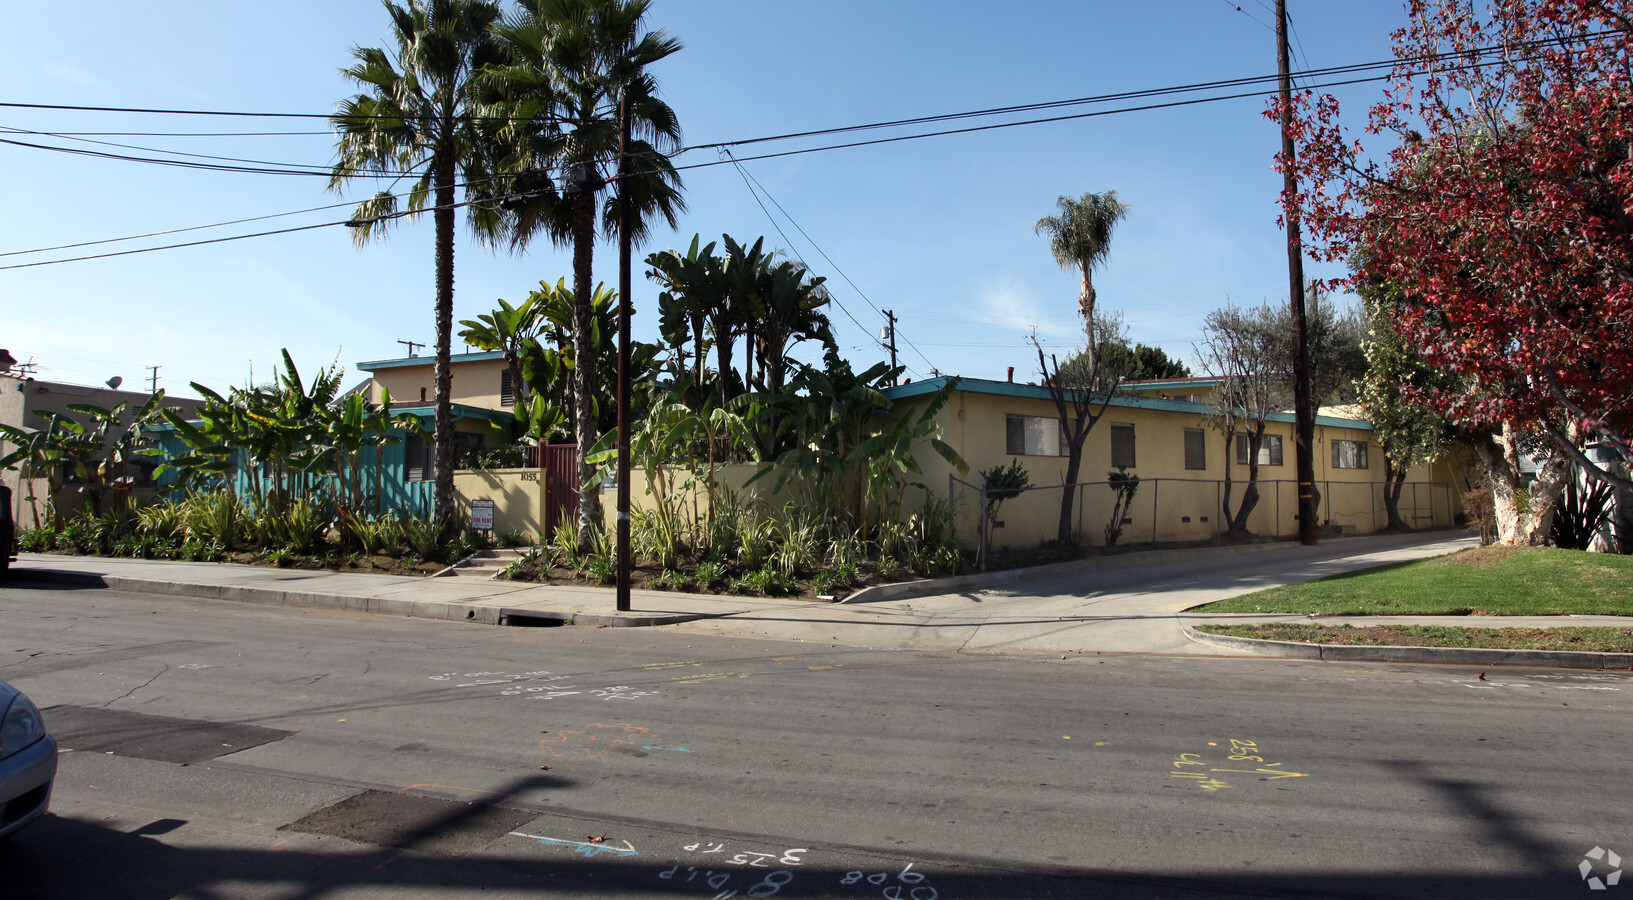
536, 443, 579, 539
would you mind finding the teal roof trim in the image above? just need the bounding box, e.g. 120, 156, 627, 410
357, 350, 505, 371
882, 376, 1373, 431
392, 403, 517, 425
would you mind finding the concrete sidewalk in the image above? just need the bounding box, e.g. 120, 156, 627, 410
8, 532, 1631, 668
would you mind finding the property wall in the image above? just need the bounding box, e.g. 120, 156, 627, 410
453, 468, 542, 538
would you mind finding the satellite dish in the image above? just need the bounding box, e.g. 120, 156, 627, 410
106, 376, 123, 389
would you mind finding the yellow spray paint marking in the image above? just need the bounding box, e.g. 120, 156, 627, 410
1154, 602, 1192, 612
771, 657, 796, 661
808, 666, 834, 670
637, 661, 702, 670
1063, 736, 1071, 740
1094, 741, 1109, 747
1170, 740, 1310, 792
670, 672, 751, 684
1209, 766, 1310, 779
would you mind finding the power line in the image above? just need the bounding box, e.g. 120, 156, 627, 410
0, 219, 349, 271
720, 150, 880, 356
2, 32, 1610, 272
0, 125, 342, 174
724, 150, 938, 376
0, 197, 365, 259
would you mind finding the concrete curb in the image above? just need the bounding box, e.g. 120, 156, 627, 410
1182, 623, 1633, 670
841, 539, 1298, 604
13, 568, 702, 629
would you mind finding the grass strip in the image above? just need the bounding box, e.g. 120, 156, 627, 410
1194, 623, 1633, 653
1198, 546, 1633, 616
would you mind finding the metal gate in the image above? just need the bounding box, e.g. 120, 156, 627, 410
537, 443, 579, 539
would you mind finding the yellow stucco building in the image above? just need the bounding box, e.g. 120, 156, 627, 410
882, 376, 1467, 550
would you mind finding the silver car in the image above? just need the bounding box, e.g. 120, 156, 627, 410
0, 679, 55, 839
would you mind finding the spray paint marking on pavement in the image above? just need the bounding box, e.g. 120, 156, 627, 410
1171, 739, 1310, 792
428, 669, 661, 701
659, 849, 942, 898
512, 831, 640, 859
539, 723, 654, 758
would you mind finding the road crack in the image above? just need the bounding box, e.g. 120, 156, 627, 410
102, 663, 169, 707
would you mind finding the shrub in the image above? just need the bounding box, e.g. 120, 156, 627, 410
694, 561, 724, 590
18, 527, 57, 553
183, 490, 242, 548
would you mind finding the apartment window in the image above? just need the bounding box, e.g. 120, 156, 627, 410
1332, 439, 1369, 469
1235, 433, 1284, 466
404, 435, 433, 482
1006, 415, 1065, 457
1183, 428, 1206, 470
500, 370, 515, 407
1110, 423, 1136, 468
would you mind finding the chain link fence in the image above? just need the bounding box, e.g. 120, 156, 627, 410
949, 474, 1459, 570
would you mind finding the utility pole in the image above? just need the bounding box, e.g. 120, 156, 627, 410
882, 310, 898, 371
146, 365, 161, 394
614, 93, 633, 612
397, 339, 424, 358
1277, 0, 1318, 546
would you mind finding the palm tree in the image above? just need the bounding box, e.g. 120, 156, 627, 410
1035, 190, 1130, 369
482, 0, 684, 546
330, 0, 506, 527
753, 259, 834, 397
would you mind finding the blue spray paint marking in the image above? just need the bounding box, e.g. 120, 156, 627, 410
642, 745, 695, 753
511, 832, 640, 859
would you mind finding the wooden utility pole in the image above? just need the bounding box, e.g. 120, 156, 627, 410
1277, 0, 1318, 546
883, 310, 898, 371
615, 95, 634, 611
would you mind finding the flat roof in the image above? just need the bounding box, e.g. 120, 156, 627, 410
357, 350, 504, 371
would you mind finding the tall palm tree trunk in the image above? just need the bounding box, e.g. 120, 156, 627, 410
571, 183, 601, 548
1079, 267, 1098, 372
432, 151, 457, 529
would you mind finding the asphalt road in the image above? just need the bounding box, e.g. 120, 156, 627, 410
2, 582, 1629, 899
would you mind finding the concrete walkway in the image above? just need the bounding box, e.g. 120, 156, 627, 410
9, 530, 1631, 668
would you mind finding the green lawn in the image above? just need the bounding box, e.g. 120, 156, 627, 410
1198, 546, 1633, 616
1194, 623, 1633, 654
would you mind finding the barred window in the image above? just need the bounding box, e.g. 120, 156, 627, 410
500, 370, 515, 407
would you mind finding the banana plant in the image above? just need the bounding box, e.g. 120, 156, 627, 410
458, 292, 545, 410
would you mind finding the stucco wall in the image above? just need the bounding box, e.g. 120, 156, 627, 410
896, 383, 1463, 551
453, 468, 543, 538
364, 355, 511, 410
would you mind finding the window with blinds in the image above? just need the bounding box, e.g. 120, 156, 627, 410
1332, 439, 1369, 469
1006, 415, 1066, 456
1235, 433, 1284, 466
1111, 423, 1136, 468
1184, 428, 1206, 470
500, 370, 515, 407
404, 435, 433, 482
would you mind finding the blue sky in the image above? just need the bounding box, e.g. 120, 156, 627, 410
1, 1, 1409, 399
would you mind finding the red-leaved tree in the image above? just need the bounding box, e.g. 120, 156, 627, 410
1276, 0, 1633, 535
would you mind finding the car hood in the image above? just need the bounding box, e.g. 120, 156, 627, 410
0, 679, 20, 708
